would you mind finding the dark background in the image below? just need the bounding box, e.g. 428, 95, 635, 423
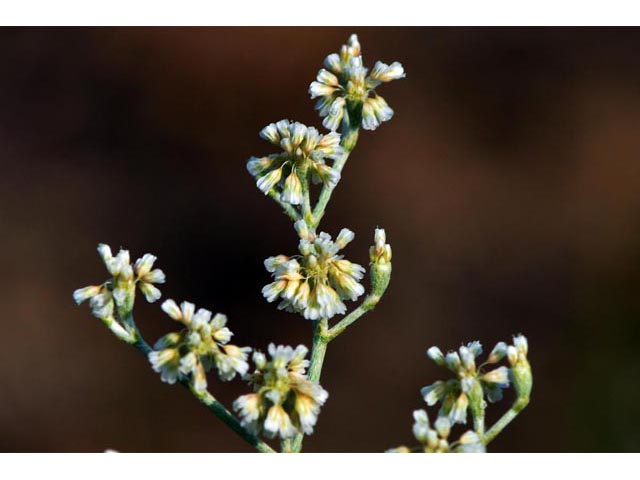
1, 27, 640, 452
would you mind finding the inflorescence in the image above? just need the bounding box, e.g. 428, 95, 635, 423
247, 121, 343, 205
389, 335, 532, 453
234, 344, 328, 439
262, 220, 365, 320
73, 33, 531, 454
149, 299, 251, 391
310, 34, 405, 132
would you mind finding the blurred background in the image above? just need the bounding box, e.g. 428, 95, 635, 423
1, 27, 640, 452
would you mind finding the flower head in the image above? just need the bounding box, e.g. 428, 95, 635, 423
387, 409, 485, 453
421, 341, 511, 424
262, 221, 365, 320
148, 299, 251, 391
247, 120, 343, 204
73, 244, 166, 321
233, 344, 328, 439
309, 34, 405, 131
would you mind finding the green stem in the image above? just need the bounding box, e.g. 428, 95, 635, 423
307, 318, 329, 382
311, 119, 360, 227
117, 311, 275, 453
481, 396, 530, 445
268, 190, 301, 222
289, 318, 329, 452
473, 410, 485, 436
299, 163, 314, 226
188, 383, 275, 453
325, 294, 380, 341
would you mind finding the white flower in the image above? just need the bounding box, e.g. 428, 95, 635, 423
423, 339, 519, 425
149, 349, 180, 384
149, 299, 251, 390
134, 253, 166, 303
427, 346, 445, 367
234, 343, 328, 440
310, 34, 405, 131
73, 285, 102, 305
389, 409, 485, 454
247, 120, 343, 204
361, 95, 394, 131
487, 341, 508, 364
233, 393, 261, 434
215, 344, 251, 381
262, 227, 365, 320
369, 61, 406, 83
281, 171, 303, 205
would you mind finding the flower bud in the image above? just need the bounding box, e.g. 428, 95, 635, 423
510, 356, 533, 407
369, 228, 392, 298
427, 346, 445, 367
487, 341, 508, 364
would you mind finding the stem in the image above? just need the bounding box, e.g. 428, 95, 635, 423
311, 117, 360, 227
268, 190, 301, 222
289, 318, 329, 452
473, 410, 485, 436
481, 396, 530, 445
188, 384, 275, 453
117, 311, 275, 453
307, 318, 329, 382
299, 162, 313, 226
325, 294, 379, 341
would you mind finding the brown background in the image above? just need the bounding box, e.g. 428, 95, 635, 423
1, 27, 640, 452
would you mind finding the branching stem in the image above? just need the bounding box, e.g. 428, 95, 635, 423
288, 318, 329, 452
482, 396, 530, 445
326, 294, 380, 341
268, 190, 301, 222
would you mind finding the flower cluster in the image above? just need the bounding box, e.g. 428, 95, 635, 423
73, 244, 166, 320
262, 221, 365, 320
247, 120, 343, 205
148, 299, 251, 391
387, 410, 484, 453
309, 34, 405, 132
234, 344, 328, 439
422, 341, 511, 425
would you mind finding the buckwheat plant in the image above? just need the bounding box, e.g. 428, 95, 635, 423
73, 34, 532, 453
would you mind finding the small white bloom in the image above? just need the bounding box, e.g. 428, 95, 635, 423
459, 346, 476, 372
324, 53, 342, 74
259, 123, 281, 145
487, 341, 508, 363
445, 352, 462, 372
421, 380, 446, 406
149, 349, 180, 385
256, 168, 283, 195
309, 81, 337, 99
482, 366, 510, 387
370, 61, 406, 83
449, 393, 469, 425
322, 97, 345, 132
139, 282, 161, 303
264, 403, 297, 439
161, 299, 183, 321
427, 346, 445, 366
73, 285, 102, 305
281, 171, 303, 205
